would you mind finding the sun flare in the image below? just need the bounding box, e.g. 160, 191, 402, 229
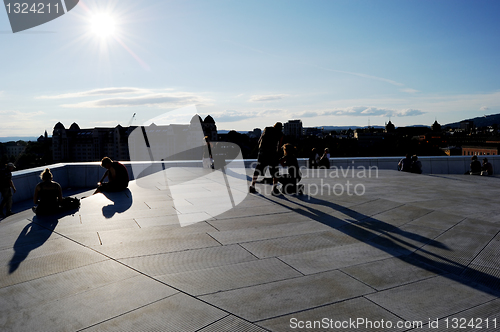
90, 13, 117, 38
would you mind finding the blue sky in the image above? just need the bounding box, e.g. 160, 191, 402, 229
1, 0, 499, 137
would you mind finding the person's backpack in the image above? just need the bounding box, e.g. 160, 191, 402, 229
60, 197, 81, 211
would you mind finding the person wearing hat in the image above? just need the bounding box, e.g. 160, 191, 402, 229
0, 162, 17, 218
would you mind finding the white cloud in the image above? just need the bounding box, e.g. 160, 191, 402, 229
293, 106, 425, 118
38, 87, 151, 99
0, 110, 46, 136
60, 92, 211, 108
480, 106, 489, 111
249, 94, 287, 102
400, 88, 419, 94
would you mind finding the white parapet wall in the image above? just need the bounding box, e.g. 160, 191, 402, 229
5, 155, 499, 205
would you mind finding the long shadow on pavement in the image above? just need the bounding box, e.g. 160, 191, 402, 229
260, 193, 500, 296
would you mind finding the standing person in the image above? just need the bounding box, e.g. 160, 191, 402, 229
249, 122, 284, 195
308, 148, 320, 168
33, 168, 63, 216
319, 148, 331, 169
202, 136, 214, 169
469, 155, 481, 175
94, 157, 129, 194
277, 143, 303, 194
0, 162, 17, 218
398, 154, 412, 172
481, 158, 493, 176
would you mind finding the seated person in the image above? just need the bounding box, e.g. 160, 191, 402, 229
410, 155, 422, 174
277, 143, 303, 194
94, 157, 129, 194
469, 155, 482, 175
481, 158, 493, 176
33, 168, 63, 215
398, 154, 412, 172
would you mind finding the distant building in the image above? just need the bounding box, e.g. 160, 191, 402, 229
431, 120, 442, 132
5, 141, 26, 158
247, 128, 262, 139
462, 145, 498, 156
284, 120, 303, 138
441, 146, 462, 156
303, 127, 323, 137
460, 120, 474, 133
52, 115, 218, 162
385, 120, 395, 133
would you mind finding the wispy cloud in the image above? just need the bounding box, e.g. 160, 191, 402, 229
38, 87, 151, 99
249, 94, 287, 102
480, 106, 489, 111
0, 110, 46, 136
293, 106, 425, 118
60, 92, 210, 108
400, 88, 419, 94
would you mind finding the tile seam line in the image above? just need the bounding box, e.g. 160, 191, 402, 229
76, 292, 181, 332
461, 229, 500, 273
194, 315, 273, 332
30, 220, 263, 329
252, 293, 376, 324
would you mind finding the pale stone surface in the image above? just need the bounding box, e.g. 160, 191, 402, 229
0, 169, 499, 331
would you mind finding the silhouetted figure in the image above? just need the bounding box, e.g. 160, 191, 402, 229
33, 168, 63, 215
94, 157, 129, 194
319, 148, 331, 169
481, 158, 493, 176
202, 136, 214, 169
469, 155, 481, 175
277, 143, 303, 195
308, 148, 320, 168
398, 154, 412, 172
410, 155, 422, 174
0, 162, 17, 218
249, 122, 284, 195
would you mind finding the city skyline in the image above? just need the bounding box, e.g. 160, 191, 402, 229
1, 0, 499, 137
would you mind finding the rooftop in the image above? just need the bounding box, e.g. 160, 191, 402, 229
1, 167, 499, 331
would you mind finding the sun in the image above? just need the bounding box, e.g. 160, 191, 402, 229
90, 13, 117, 39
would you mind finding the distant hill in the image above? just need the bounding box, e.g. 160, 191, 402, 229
444, 113, 500, 129
0, 137, 39, 143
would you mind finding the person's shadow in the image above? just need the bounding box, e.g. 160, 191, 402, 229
8, 208, 77, 274
101, 189, 133, 219
260, 193, 500, 296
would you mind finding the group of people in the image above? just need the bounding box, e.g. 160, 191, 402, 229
249, 122, 303, 195
398, 154, 423, 174
469, 156, 493, 176
308, 148, 330, 169
0, 157, 129, 218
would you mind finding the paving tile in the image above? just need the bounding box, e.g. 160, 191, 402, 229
208, 220, 333, 245
279, 242, 396, 275
405, 299, 500, 331
259, 297, 408, 332
119, 244, 257, 276
406, 210, 465, 231
198, 315, 268, 332
240, 230, 360, 259
200, 270, 375, 322
157, 258, 302, 296
348, 199, 404, 216
342, 256, 445, 291
81, 293, 226, 332
413, 229, 496, 273
0, 237, 107, 288
90, 232, 221, 259
366, 276, 496, 322
371, 204, 433, 226
206, 212, 308, 232
1, 274, 177, 332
